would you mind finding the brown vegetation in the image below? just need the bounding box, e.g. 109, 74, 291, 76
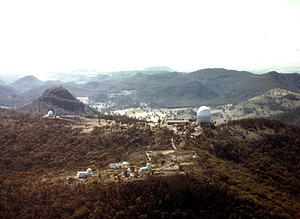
0, 115, 299, 218
271, 106, 300, 127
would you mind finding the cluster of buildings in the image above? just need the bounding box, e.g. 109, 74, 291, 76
108, 161, 152, 178
76, 162, 152, 179
73, 106, 212, 180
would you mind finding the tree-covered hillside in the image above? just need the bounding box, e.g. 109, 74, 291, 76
0, 115, 299, 218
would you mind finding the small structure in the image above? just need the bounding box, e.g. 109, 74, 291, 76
121, 168, 132, 177
109, 163, 118, 168
191, 131, 202, 137
76, 168, 93, 178
166, 120, 189, 126
139, 163, 151, 172
47, 110, 54, 117
121, 161, 129, 167
197, 106, 211, 124
177, 131, 186, 135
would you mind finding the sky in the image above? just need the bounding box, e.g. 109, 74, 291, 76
0, 0, 300, 77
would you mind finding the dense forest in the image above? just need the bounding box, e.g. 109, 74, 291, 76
0, 113, 299, 218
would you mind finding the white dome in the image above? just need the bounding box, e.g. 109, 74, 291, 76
47, 110, 54, 117
197, 106, 211, 124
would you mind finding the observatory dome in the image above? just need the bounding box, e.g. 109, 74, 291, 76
47, 110, 54, 117
197, 106, 211, 124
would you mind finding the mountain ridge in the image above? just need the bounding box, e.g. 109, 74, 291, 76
0, 84, 29, 107
88, 68, 300, 108
10, 75, 44, 92
3, 68, 300, 109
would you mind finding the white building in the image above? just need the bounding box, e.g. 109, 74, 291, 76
76, 168, 93, 178
47, 110, 54, 117
139, 163, 151, 172
109, 163, 118, 168
121, 161, 129, 167
197, 106, 211, 124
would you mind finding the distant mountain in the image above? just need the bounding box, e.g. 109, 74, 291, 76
251, 65, 300, 74
0, 74, 20, 84
0, 107, 19, 116
22, 80, 66, 102
67, 67, 173, 83
10, 75, 44, 92
2, 75, 90, 106
271, 106, 300, 127
19, 86, 98, 116
10, 75, 85, 103
0, 84, 29, 107
212, 88, 300, 124
4, 68, 300, 109
0, 79, 5, 85
106, 71, 168, 80
88, 68, 300, 108
187, 69, 300, 104
143, 66, 173, 72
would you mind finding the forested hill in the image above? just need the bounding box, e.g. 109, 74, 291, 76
0, 114, 299, 218
18, 86, 97, 116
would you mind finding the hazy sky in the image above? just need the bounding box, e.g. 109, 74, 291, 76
0, 0, 300, 75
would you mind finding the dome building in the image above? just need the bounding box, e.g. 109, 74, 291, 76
47, 110, 54, 117
197, 106, 211, 124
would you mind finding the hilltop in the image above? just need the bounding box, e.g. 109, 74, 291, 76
212, 88, 300, 124
19, 86, 97, 116
0, 114, 299, 218
9, 75, 44, 92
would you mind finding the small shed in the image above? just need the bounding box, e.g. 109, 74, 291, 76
109, 163, 118, 168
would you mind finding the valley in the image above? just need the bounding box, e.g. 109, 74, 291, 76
86, 88, 300, 125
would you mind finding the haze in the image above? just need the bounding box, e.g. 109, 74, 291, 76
0, 0, 300, 77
